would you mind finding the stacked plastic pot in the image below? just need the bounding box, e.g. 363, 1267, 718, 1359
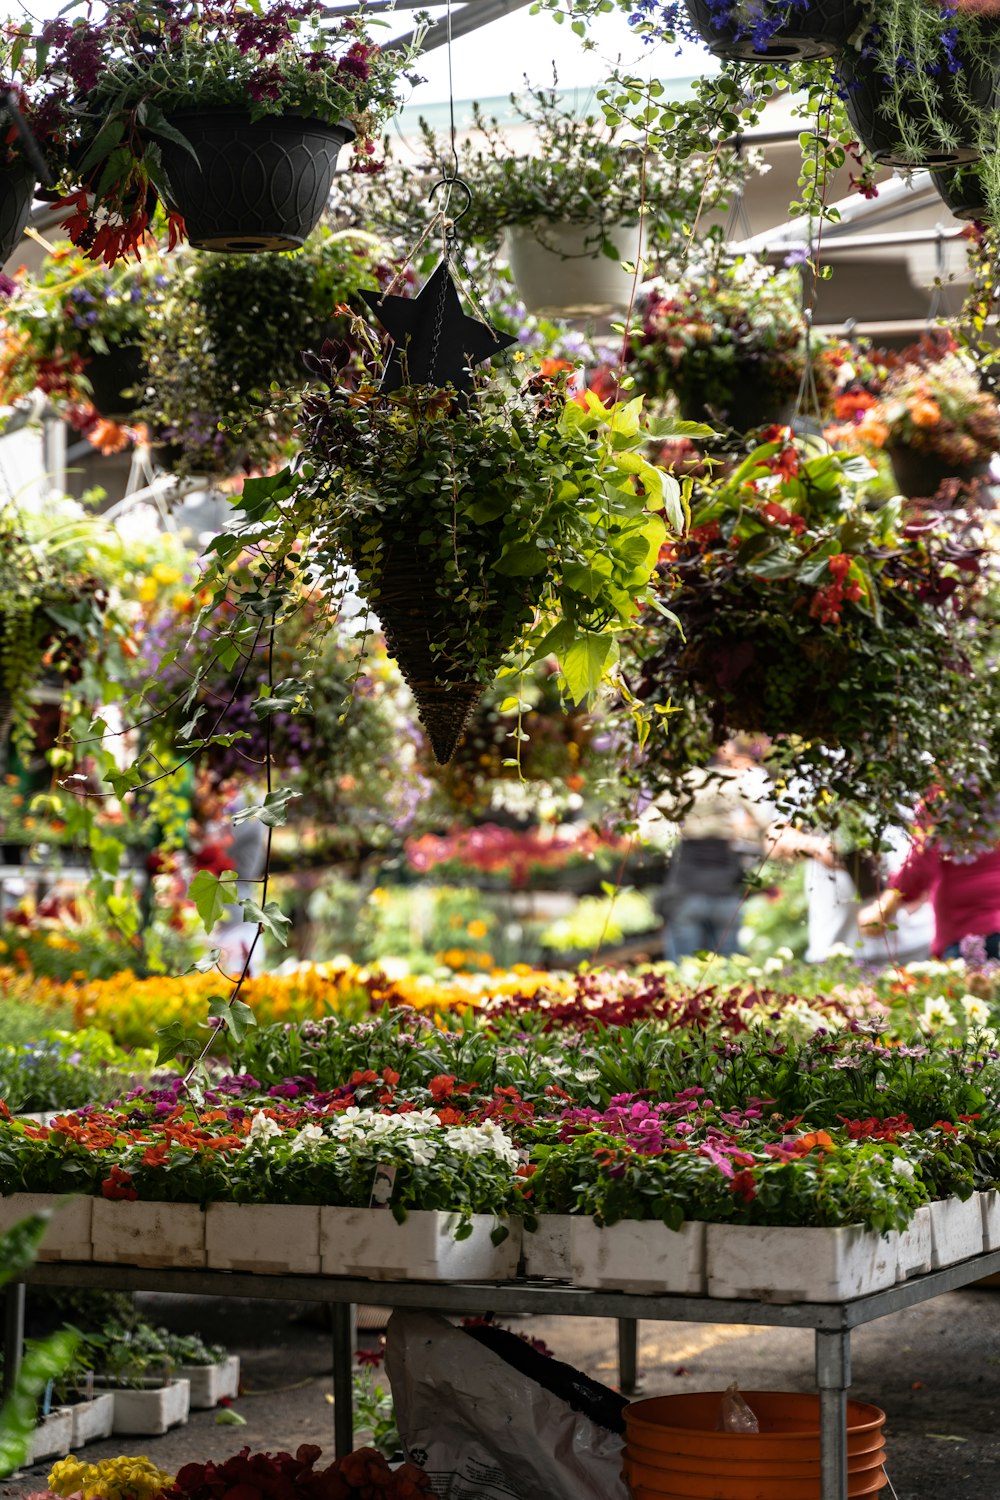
623, 1392, 888, 1499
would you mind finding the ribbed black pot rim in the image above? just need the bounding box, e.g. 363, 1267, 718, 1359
160, 109, 355, 254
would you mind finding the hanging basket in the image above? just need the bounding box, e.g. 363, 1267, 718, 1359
683, 0, 865, 60
839, 44, 1000, 166
356, 516, 534, 765
84, 342, 146, 422
0, 158, 36, 268
158, 111, 354, 252
888, 442, 990, 502
678, 372, 797, 432
675, 634, 853, 741
505, 222, 642, 316
931, 164, 989, 221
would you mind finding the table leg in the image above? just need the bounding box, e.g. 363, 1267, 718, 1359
617, 1318, 638, 1396
815, 1328, 851, 1500
332, 1303, 356, 1460
2, 1282, 24, 1400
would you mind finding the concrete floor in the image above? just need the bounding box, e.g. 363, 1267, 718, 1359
1, 1288, 997, 1499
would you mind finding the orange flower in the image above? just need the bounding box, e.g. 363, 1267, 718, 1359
88, 417, 131, 455
909, 397, 941, 428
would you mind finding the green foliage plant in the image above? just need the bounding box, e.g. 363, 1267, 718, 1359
413, 81, 742, 263
43, 0, 421, 263
624, 430, 999, 837
0, 1212, 78, 1477
140, 228, 391, 476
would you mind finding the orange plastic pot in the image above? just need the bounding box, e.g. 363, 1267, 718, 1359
624, 1439, 884, 1478
626, 1471, 886, 1500
625, 1392, 885, 1464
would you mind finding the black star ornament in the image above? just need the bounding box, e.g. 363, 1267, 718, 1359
361, 261, 517, 396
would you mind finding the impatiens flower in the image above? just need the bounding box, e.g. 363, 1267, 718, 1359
918, 996, 958, 1032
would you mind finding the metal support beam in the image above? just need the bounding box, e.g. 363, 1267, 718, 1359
332, 1303, 356, 1459
387, 0, 535, 54
617, 1318, 638, 1396
2, 1283, 24, 1401
815, 1328, 852, 1500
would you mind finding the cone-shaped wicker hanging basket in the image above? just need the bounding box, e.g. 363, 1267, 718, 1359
359, 516, 529, 765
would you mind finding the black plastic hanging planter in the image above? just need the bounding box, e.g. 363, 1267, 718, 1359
683, 0, 865, 61
84, 342, 146, 422
931, 164, 989, 221
839, 44, 1000, 166
0, 159, 36, 267
158, 110, 354, 253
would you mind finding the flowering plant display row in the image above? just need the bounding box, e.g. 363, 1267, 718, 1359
3, 950, 999, 1059
40, 1445, 437, 1500
3, 1009, 1000, 1234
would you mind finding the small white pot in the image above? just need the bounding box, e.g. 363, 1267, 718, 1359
206, 1203, 320, 1274
522, 1214, 574, 1280
928, 1195, 985, 1269
28, 1407, 74, 1464
104, 1379, 191, 1436
979, 1190, 1000, 1252
505, 222, 643, 317
91, 1199, 205, 1268
706, 1223, 897, 1303
180, 1354, 240, 1410
70, 1391, 115, 1447
0, 1192, 92, 1263
895, 1206, 933, 1280
570, 1218, 706, 1296
319, 1208, 521, 1282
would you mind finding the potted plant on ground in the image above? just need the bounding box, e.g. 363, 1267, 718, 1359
42, 1, 418, 261
414, 83, 742, 316
624, 428, 997, 833
826, 333, 1000, 501
628, 257, 834, 431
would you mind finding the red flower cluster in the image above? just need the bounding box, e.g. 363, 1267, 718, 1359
166, 1445, 438, 1500
809, 554, 864, 623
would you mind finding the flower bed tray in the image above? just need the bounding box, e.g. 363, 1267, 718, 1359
179, 1354, 240, 1410
928, 1195, 984, 1269
28, 1406, 74, 1465
570, 1219, 706, 1296
705, 1223, 897, 1303
69, 1391, 115, 1447
0, 1192, 92, 1263
205, 1203, 320, 1274
894, 1206, 933, 1280
319, 1209, 522, 1282
97, 1378, 191, 1437
522, 1214, 574, 1280
91, 1200, 205, 1268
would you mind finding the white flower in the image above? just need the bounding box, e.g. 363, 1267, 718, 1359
826, 943, 856, 961
891, 1156, 915, 1180
917, 996, 957, 1033
289, 1124, 324, 1153
775, 946, 795, 962
764, 956, 784, 975
960, 995, 993, 1029
247, 1112, 283, 1142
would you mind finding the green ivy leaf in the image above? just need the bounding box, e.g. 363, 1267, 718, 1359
208, 996, 257, 1044
241, 899, 292, 946
155, 1021, 202, 1066
189, 869, 240, 933
561, 632, 614, 704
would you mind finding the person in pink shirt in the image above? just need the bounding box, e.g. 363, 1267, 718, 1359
858, 838, 1000, 960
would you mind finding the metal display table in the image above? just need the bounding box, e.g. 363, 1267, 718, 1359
9, 1250, 1000, 1500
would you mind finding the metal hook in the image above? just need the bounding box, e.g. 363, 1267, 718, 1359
427, 175, 473, 231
